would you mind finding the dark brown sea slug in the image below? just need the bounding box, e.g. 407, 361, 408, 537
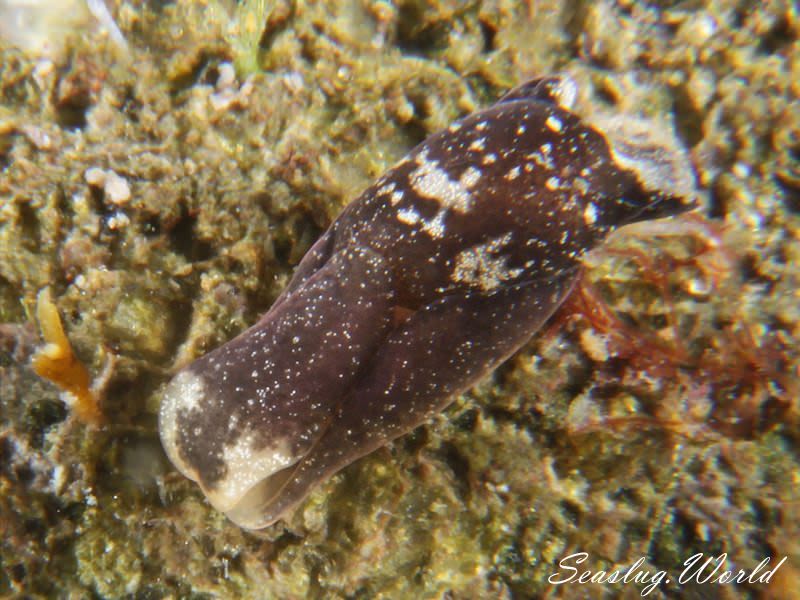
159, 75, 696, 529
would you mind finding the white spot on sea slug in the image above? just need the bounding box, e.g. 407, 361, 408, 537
545, 176, 560, 191
377, 182, 396, 196
545, 115, 563, 132
469, 138, 486, 151
505, 165, 520, 181
420, 210, 446, 238
526, 150, 554, 170
584, 202, 598, 225
482, 153, 497, 165
459, 166, 482, 188
397, 207, 421, 225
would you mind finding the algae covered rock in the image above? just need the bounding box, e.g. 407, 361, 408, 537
0, 0, 798, 598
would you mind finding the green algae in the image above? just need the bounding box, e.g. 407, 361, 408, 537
0, 0, 799, 598
227, 0, 278, 76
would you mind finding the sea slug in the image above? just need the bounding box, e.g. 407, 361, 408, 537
159, 75, 696, 529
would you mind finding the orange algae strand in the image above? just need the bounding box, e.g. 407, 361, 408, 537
31, 288, 102, 426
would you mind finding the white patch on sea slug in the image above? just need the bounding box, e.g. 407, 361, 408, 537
408, 149, 484, 239
451, 233, 523, 292
160, 370, 205, 421
158, 370, 208, 477
527, 149, 555, 170
410, 149, 475, 213
572, 177, 590, 195
207, 431, 297, 519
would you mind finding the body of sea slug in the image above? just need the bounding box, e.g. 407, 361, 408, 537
159, 75, 696, 529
